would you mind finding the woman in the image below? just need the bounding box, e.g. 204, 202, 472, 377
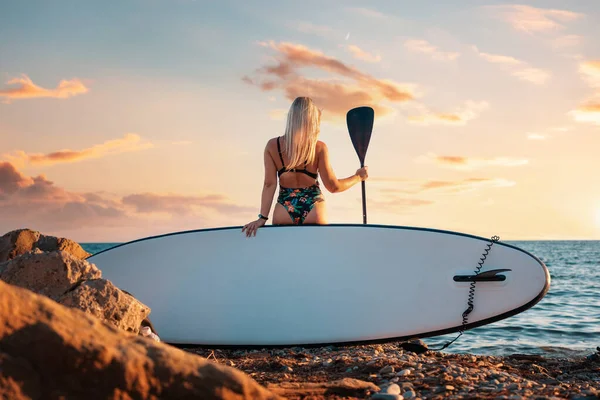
242, 97, 368, 237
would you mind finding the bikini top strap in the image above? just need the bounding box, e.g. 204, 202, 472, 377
277, 137, 285, 169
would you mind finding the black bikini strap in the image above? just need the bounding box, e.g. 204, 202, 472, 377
277, 137, 285, 169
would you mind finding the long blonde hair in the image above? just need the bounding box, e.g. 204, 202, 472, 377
282, 97, 321, 169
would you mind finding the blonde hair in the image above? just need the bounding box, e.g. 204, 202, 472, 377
282, 97, 321, 169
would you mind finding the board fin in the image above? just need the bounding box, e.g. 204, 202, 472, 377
453, 268, 512, 282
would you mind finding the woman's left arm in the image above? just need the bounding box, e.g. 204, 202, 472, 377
242, 142, 277, 237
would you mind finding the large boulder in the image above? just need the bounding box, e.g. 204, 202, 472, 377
0, 280, 281, 400
0, 229, 91, 262
0, 250, 149, 334
0, 250, 101, 299
58, 279, 150, 334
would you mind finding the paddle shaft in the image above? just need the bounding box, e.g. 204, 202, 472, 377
360, 162, 367, 224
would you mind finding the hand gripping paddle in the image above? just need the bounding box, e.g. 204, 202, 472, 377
346, 106, 374, 224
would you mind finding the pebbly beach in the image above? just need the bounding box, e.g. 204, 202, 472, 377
187, 342, 600, 399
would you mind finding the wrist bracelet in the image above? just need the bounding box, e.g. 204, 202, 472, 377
258, 214, 268, 220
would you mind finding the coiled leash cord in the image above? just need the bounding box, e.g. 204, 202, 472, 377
431, 235, 501, 351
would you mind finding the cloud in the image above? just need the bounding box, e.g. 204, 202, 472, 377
404, 39, 460, 61
243, 41, 416, 120
579, 60, 600, 88
510, 67, 551, 85
472, 46, 551, 85
0, 74, 89, 103
569, 61, 600, 125
407, 101, 489, 126
369, 197, 434, 213
0, 161, 253, 236
486, 5, 583, 34
477, 51, 522, 66
527, 133, 547, 140
552, 34, 583, 49
568, 100, 600, 125
345, 45, 381, 63
2, 133, 154, 168
122, 193, 255, 216
417, 153, 529, 169
419, 178, 516, 193
0, 161, 123, 231
371, 177, 516, 194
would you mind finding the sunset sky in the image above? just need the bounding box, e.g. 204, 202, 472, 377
1, 0, 599, 242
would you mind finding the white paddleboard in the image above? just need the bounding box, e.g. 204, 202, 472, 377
86, 224, 550, 346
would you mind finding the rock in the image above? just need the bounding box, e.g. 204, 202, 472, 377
396, 369, 411, 377
268, 378, 379, 398
0, 229, 90, 262
0, 250, 101, 299
379, 365, 395, 375
58, 279, 150, 334
140, 326, 160, 342
398, 340, 428, 354
403, 391, 416, 399
0, 250, 149, 334
0, 352, 42, 400
0, 280, 279, 399
383, 383, 401, 394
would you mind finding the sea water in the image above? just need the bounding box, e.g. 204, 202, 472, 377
80, 240, 599, 357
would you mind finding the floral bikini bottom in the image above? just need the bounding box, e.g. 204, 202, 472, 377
277, 183, 324, 225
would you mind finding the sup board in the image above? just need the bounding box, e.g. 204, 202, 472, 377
86, 224, 550, 347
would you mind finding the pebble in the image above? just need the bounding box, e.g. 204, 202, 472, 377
402, 391, 416, 399
380, 365, 395, 375
322, 359, 333, 367
383, 383, 401, 395
396, 369, 411, 377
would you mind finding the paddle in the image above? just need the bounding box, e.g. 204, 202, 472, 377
346, 106, 374, 224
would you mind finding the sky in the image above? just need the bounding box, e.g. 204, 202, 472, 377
1, 0, 599, 242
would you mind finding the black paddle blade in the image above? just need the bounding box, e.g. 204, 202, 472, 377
346, 106, 374, 166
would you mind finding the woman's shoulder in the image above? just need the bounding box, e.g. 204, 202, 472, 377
265, 136, 281, 149
316, 140, 328, 152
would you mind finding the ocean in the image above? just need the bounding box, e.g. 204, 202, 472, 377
80, 240, 599, 358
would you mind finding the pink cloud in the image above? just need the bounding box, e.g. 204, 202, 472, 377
3, 133, 154, 168
0, 162, 253, 239
243, 41, 415, 120
486, 5, 583, 34
345, 45, 382, 63
418, 153, 529, 169
0, 74, 89, 103
472, 46, 551, 85
569, 101, 600, 125
404, 39, 460, 61
407, 101, 489, 126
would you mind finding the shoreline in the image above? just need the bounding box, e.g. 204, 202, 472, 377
184, 342, 600, 399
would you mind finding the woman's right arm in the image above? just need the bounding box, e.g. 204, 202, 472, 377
318, 142, 368, 193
